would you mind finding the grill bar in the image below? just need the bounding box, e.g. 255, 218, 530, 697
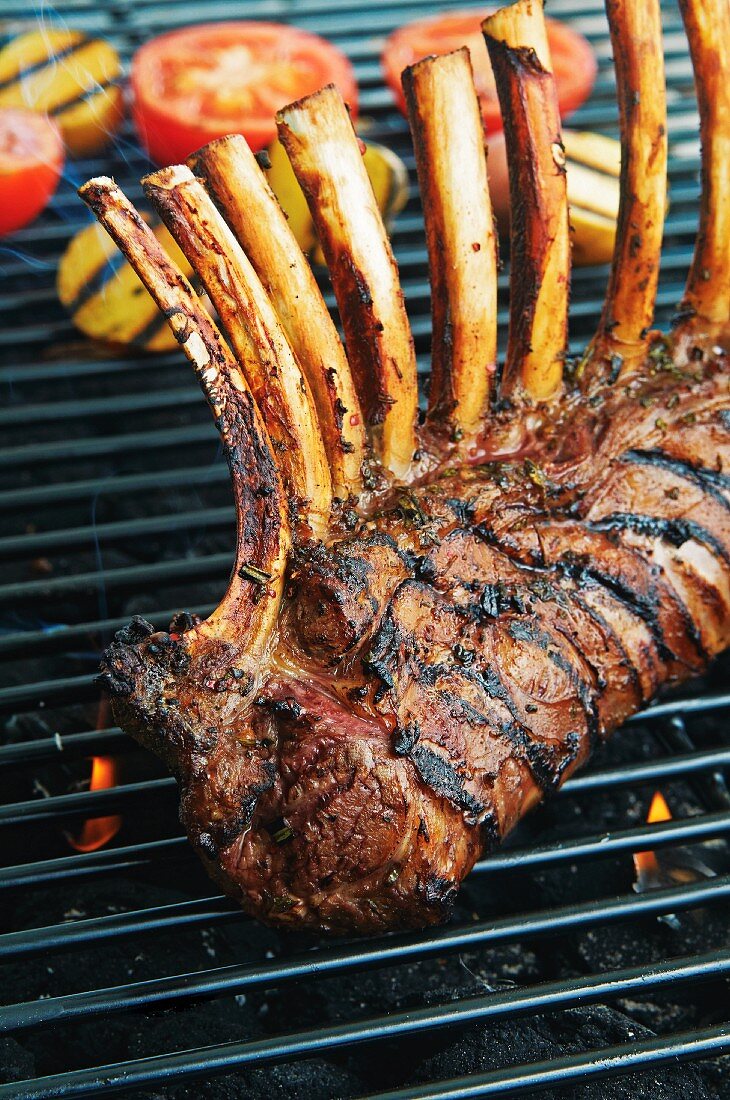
1, 0, 727, 1095
0, 553, 232, 607
0, 674, 99, 714
2, 807, 727, 891
1, 954, 727, 1099
0, 351, 181, 386
0, 727, 130, 767
0, 838, 186, 891
361, 1025, 730, 1100
0, 867, 724, 965
0, 464, 229, 513
472, 810, 730, 873
0, 777, 176, 827
3, 744, 728, 822
0, 387, 203, 428
2, 878, 728, 1027
0, 423, 215, 472
0, 507, 232, 561
0, 895, 238, 961
0, 606, 215, 661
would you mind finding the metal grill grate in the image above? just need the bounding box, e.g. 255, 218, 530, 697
0, 0, 729, 1096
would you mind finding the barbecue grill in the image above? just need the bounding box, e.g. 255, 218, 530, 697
1, 0, 729, 1096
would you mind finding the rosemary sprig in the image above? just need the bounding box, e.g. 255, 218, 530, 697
238, 563, 273, 585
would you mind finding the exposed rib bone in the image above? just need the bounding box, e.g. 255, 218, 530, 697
589, 0, 668, 371
402, 49, 498, 438
277, 85, 418, 480
78, 177, 289, 656
189, 135, 367, 499
143, 165, 332, 539
483, 0, 570, 404
677, 0, 730, 329
86, 0, 730, 936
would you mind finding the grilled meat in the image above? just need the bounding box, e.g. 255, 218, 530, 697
84, 0, 730, 934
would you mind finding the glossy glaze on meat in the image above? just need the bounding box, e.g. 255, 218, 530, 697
85, 0, 730, 933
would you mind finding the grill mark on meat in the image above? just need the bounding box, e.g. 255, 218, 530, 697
571, 593, 643, 703
469, 663, 524, 724
478, 581, 527, 618
584, 514, 724, 662
207, 759, 278, 852
419, 656, 586, 798
503, 619, 600, 747
455, 684, 578, 795
394, 729, 487, 825
560, 558, 672, 661
591, 511, 730, 567
472, 520, 546, 568
362, 608, 400, 700
502, 720, 582, 792
622, 448, 730, 504
551, 621, 606, 744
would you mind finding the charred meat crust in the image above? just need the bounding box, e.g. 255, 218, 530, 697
102, 357, 730, 932
87, 0, 730, 935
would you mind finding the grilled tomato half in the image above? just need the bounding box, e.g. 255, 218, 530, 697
0, 108, 64, 236
131, 22, 359, 164
382, 9, 596, 134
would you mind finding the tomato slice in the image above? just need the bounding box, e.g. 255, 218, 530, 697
382, 10, 596, 134
0, 108, 64, 236
132, 22, 359, 164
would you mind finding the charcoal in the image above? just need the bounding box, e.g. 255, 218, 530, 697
0, 1038, 35, 1084
414, 1002, 715, 1099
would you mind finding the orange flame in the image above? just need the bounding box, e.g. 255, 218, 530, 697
634, 790, 672, 879
67, 755, 122, 852
67, 698, 122, 852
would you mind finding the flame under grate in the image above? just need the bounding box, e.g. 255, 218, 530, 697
0, 0, 729, 1097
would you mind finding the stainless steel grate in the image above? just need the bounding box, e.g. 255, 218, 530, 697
1, 0, 729, 1096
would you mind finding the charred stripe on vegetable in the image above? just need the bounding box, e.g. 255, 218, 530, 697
0, 35, 88, 92
50, 78, 118, 118
64, 247, 127, 314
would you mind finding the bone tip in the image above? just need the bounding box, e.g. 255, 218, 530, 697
276, 82, 343, 126
142, 163, 196, 191
187, 133, 245, 171
407, 46, 470, 78
78, 175, 117, 201
482, 0, 552, 71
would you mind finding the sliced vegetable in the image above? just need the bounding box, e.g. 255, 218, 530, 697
57, 216, 195, 351
485, 128, 621, 267
265, 136, 409, 264
131, 22, 359, 164
382, 9, 596, 134
0, 29, 123, 156
0, 107, 63, 236
562, 130, 622, 266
